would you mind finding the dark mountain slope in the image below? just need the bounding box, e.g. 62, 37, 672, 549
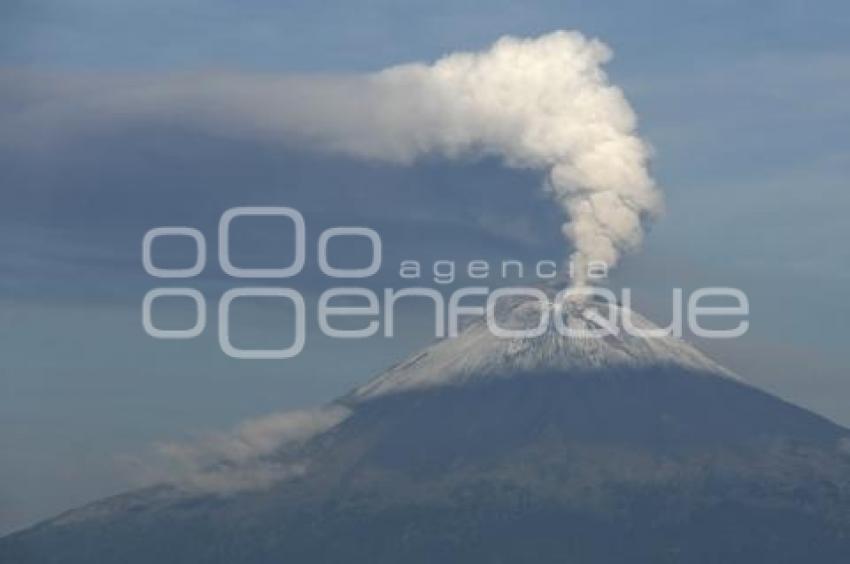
3, 295, 850, 563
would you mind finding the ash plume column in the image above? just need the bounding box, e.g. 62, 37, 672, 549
4, 31, 661, 284
374, 31, 664, 285
265, 31, 663, 284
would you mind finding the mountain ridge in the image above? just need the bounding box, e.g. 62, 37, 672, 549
3, 293, 850, 563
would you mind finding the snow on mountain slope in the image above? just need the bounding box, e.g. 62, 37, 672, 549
351, 290, 735, 402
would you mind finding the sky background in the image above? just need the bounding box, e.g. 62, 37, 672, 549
1, 0, 850, 534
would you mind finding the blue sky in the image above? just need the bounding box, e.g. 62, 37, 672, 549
2, 0, 850, 533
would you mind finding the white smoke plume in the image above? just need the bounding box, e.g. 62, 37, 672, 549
367, 30, 663, 283
2, 31, 661, 281
125, 406, 350, 494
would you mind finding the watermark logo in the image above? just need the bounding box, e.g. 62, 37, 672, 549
142, 207, 749, 359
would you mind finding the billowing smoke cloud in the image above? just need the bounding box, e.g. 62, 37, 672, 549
126, 406, 350, 494
366, 30, 663, 283
2, 31, 661, 281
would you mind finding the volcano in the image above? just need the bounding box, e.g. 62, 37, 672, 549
4, 291, 850, 563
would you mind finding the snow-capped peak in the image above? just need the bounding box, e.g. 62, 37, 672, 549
350, 289, 736, 402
